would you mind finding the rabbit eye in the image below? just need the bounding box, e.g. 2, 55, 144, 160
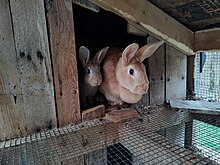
87, 69, 91, 74
129, 69, 134, 75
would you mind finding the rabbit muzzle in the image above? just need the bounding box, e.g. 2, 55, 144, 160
132, 83, 148, 94
89, 77, 102, 87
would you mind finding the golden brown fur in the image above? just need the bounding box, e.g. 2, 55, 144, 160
100, 41, 164, 104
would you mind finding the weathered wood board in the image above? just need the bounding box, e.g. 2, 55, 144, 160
166, 45, 187, 101
46, 0, 81, 126
164, 45, 187, 147
195, 29, 220, 52
0, 0, 57, 140
148, 37, 165, 105
82, 105, 105, 122
0, 0, 22, 140
170, 100, 220, 115
187, 55, 194, 99
105, 108, 140, 123
89, 0, 194, 55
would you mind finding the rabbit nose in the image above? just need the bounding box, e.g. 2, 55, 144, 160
97, 79, 102, 85
93, 78, 101, 86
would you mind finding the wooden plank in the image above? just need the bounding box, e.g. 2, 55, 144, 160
0, 0, 21, 140
170, 100, 220, 115
184, 121, 193, 149
148, 37, 165, 105
166, 45, 187, 101
0, 0, 56, 140
9, 0, 57, 137
82, 105, 105, 122
187, 55, 195, 99
149, 0, 197, 8
73, 0, 99, 12
105, 108, 140, 123
195, 28, 220, 52
46, 0, 81, 126
89, 0, 194, 55
127, 23, 147, 36
165, 45, 187, 149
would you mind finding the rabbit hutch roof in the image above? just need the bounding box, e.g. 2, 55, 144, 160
88, 0, 220, 54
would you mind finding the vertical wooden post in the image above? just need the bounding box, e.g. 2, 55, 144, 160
148, 36, 165, 105
187, 55, 195, 99
46, 0, 81, 126
0, 0, 21, 140
184, 121, 193, 148
166, 45, 187, 101
0, 0, 57, 140
165, 45, 187, 146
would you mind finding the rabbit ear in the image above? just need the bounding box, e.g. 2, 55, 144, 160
122, 43, 139, 65
93, 47, 109, 65
136, 41, 164, 62
79, 46, 90, 67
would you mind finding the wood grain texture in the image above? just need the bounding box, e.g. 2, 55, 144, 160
195, 28, 220, 52
82, 105, 105, 122
187, 55, 194, 98
105, 108, 140, 123
46, 0, 81, 126
166, 45, 187, 101
148, 37, 165, 105
10, 0, 57, 133
184, 121, 193, 148
0, 0, 23, 140
89, 0, 194, 55
170, 100, 220, 115
0, 0, 57, 140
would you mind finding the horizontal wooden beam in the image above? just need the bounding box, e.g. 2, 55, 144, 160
195, 28, 220, 52
89, 0, 194, 55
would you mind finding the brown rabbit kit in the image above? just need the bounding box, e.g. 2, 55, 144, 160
0, 0, 219, 164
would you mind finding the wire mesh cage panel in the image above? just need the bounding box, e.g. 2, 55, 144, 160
194, 51, 220, 102
192, 118, 220, 164
0, 107, 219, 165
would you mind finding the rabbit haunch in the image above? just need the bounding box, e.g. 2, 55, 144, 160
78, 46, 109, 106
100, 41, 164, 104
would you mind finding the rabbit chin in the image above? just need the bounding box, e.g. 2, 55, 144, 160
89, 82, 101, 87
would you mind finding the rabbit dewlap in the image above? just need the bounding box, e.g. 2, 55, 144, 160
100, 41, 164, 105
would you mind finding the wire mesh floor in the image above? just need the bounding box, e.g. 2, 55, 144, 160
0, 107, 219, 165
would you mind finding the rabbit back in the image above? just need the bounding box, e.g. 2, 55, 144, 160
100, 49, 123, 104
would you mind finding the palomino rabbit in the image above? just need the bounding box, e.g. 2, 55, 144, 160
100, 41, 164, 104
78, 46, 109, 107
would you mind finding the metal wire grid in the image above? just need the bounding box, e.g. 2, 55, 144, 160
0, 108, 219, 165
107, 143, 132, 165
192, 115, 220, 164
194, 52, 220, 102
119, 119, 216, 165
